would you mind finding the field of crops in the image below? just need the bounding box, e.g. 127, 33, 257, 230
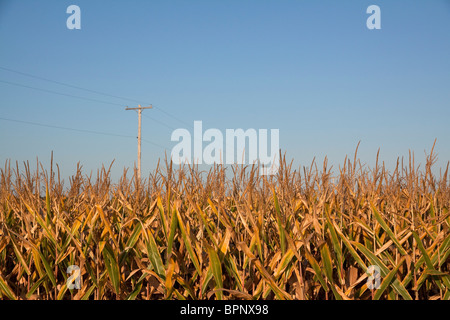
0, 148, 449, 300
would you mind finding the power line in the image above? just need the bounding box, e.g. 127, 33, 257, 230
151, 105, 194, 129
0, 116, 169, 151
0, 78, 185, 133
0, 66, 145, 105
0, 116, 134, 138
142, 113, 177, 131
0, 65, 194, 128
0, 80, 124, 107
142, 138, 169, 151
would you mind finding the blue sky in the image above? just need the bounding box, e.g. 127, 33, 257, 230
0, 0, 449, 181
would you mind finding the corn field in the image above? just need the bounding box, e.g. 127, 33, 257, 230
0, 147, 449, 300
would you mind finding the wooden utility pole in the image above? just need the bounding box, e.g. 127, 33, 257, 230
126, 104, 152, 181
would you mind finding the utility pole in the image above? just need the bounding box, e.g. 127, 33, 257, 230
126, 104, 152, 182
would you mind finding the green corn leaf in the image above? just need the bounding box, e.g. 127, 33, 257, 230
374, 256, 406, 300
157, 196, 168, 241
207, 245, 223, 300
26, 275, 47, 299
352, 241, 412, 300
333, 222, 368, 271
126, 221, 143, 249
371, 204, 407, 256
81, 284, 96, 300
175, 207, 202, 275
304, 248, 328, 292
127, 281, 143, 300
273, 190, 286, 257
0, 274, 17, 300
167, 209, 178, 259
102, 242, 120, 295
413, 231, 450, 290
145, 229, 166, 280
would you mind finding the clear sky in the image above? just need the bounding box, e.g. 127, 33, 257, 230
1, 0, 449, 181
